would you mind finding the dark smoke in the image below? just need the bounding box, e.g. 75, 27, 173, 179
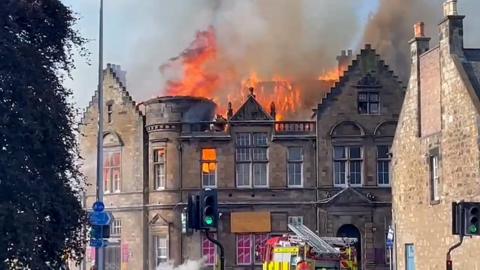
361, 0, 443, 81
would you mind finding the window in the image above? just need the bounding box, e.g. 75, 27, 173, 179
377, 145, 391, 186
153, 236, 168, 266
111, 219, 121, 237
287, 147, 303, 187
430, 155, 440, 201
288, 216, 304, 226
105, 242, 121, 270
107, 104, 113, 123
236, 133, 269, 188
154, 148, 166, 190
202, 234, 216, 265
236, 234, 252, 265
236, 234, 269, 265
254, 234, 269, 264
358, 92, 379, 114
103, 150, 121, 193
333, 146, 363, 186
405, 244, 416, 270
202, 149, 217, 188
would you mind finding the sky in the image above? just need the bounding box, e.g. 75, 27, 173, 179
62, 0, 380, 109
62, 0, 479, 110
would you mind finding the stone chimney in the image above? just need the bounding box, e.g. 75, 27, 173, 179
439, 0, 464, 55
227, 102, 233, 119
270, 102, 276, 120
443, 0, 458, 16
336, 49, 353, 76
410, 22, 431, 62
409, 22, 430, 137
414, 22, 425, 38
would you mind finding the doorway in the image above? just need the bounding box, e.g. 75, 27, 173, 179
336, 224, 362, 268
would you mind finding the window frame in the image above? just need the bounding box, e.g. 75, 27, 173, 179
103, 148, 122, 193
110, 219, 122, 237
430, 154, 440, 202
358, 91, 380, 115
105, 241, 121, 269
153, 148, 166, 190
202, 233, 217, 266
377, 145, 391, 187
235, 234, 269, 266
333, 146, 363, 187
253, 234, 270, 265
153, 235, 169, 266
236, 234, 253, 265
287, 147, 304, 188
288, 216, 304, 226
201, 148, 218, 188
235, 133, 269, 188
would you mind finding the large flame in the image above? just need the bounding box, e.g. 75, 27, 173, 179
161, 26, 219, 98
161, 26, 340, 120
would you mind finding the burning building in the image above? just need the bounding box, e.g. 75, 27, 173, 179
79, 45, 405, 270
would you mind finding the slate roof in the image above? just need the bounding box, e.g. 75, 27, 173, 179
462, 49, 480, 98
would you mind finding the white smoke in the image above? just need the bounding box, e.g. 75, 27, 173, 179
156, 259, 205, 270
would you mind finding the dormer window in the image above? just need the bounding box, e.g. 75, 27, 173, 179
358, 92, 379, 115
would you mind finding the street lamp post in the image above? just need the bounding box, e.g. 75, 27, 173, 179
95, 0, 105, 269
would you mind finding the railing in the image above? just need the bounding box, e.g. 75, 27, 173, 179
275, 121, 316, 134
180, 121, 228, 135
148, 120, 316, 136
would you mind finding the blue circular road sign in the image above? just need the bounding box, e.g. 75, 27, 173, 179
92, 201, 105, 212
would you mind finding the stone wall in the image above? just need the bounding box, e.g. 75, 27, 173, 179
80, 66, 147, 270
392, 11, 480, 270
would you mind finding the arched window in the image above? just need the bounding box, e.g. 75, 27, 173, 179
330, 121, 365, 137
103, 132, 122, 193
374, 121, 397, 137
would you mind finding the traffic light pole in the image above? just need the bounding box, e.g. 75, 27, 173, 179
95, 0, 105, 269
204, 229, 224, 270
446, 235, 464, 270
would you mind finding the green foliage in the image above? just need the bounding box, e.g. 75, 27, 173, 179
0, 0, 88, 268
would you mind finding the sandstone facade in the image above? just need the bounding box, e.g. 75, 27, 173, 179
392, 1, 480, 269
78, 46, 405, 270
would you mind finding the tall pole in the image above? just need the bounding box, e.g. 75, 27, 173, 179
95, 0, 105, 269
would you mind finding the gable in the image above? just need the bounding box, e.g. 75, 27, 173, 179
316, 45, 405, 116
230, 92, 273, 121
322, 188, 372, 206
81, 63, 141, 124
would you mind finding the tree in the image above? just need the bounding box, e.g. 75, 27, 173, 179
0, 0, 87, 268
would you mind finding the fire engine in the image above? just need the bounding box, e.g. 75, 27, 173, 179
261, 224, 358, 270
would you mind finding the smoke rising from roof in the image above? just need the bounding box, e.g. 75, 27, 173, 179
123, 0, 480, 109
361, 0, 443, 80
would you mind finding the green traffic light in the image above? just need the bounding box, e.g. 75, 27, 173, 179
204, 216, 213, 225
469, 225, 478, 234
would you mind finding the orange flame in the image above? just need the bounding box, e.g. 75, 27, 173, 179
162, 26, 219, 99
161, 26, 341, 120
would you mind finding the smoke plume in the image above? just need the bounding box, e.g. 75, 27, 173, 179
123, 0, 479, 119
156, 259, 204, 270
361, 0, 443, 81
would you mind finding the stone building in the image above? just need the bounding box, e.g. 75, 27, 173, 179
79, 45, 405, 270
391, 0, 480, 269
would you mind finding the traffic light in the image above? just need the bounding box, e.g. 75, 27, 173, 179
200, 189, 218, 229
90, 224, 110, 239
452, 202, 463, 235
463, 202, 480, 236
187, 195, 200, 230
